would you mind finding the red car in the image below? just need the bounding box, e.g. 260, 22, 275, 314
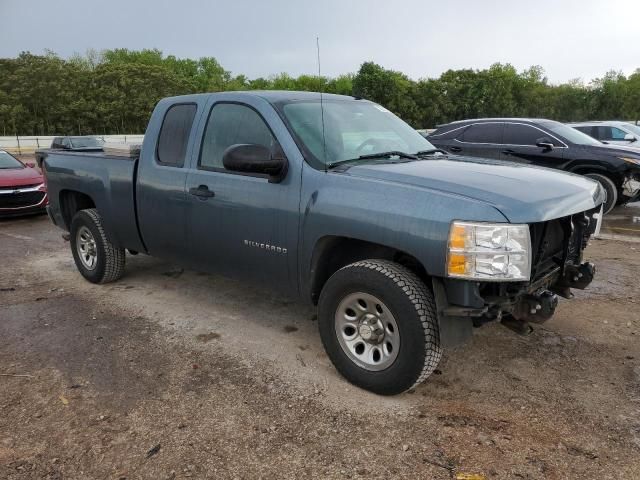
0, 150, 48, 216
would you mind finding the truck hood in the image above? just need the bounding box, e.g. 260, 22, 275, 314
0, 167, 44, 188
344, 157, 604, 223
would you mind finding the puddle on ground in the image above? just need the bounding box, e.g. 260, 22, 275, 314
600, 201, 640, 242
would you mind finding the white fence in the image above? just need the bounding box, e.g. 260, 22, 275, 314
0, 135, 145, 154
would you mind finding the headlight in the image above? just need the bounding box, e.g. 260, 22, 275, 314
618, 156, 640, 166
447, 221, 531, 281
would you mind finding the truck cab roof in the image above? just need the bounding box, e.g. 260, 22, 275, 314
162, 90, 361, 105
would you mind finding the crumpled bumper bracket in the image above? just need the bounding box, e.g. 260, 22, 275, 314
622, 176, 640, 198
551, 261, 596, 298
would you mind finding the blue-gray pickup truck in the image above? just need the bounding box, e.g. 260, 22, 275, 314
39, 91, 604, 395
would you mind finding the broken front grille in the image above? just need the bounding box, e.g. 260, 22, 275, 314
529, 206, 600, 282
529, 219, 565, 281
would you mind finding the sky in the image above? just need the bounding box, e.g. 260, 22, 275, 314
1, 0, 639, 84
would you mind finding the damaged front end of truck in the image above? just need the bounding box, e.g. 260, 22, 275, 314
434, 205, 603, 346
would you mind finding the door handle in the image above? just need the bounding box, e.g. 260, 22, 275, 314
189, 185, 215, 198
502, 149, 515, 155
449, 146, 462, 153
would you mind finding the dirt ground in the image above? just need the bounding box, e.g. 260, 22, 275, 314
1, 205, 639, 479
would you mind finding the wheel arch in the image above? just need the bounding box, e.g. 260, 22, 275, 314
308, 235, 430, 305
59, 189, 96, 230
567, 163, 622, 185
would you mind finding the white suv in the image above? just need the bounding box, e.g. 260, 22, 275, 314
569, 121, 640, 147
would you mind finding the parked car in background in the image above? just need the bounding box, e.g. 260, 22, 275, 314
427, 118, 640, 213
568, 121, 640, 147
50, 136, 104, 152
40, 92, 603, 395
0, 150, 48, 216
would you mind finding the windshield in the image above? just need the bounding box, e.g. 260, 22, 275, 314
624, 123, 640, 137
0, 151, 24, 169
279, 100, 436, 167
544, 122, 602, 146
70, 137, 104, 148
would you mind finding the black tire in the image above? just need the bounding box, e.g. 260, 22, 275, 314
585, 173, 618, 214
318, 259, 442, 395
70, 208, 125, 284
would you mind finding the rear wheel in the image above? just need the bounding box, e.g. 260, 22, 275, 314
70, 208, 125, 284
318, 259, 442, 395
585, 173, 618, 214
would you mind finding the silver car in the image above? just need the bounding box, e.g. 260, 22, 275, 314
569, 121, 640, 147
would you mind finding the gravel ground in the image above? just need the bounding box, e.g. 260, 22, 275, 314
0, 212, 639, 480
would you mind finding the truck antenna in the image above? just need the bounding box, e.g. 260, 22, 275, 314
317, 36, 327, 171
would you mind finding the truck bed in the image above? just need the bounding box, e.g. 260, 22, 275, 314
39, 149, 145, 253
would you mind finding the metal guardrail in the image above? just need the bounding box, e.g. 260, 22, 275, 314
0, 135, 145, 155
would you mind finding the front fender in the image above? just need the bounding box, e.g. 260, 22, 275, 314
298, 168, 508, 295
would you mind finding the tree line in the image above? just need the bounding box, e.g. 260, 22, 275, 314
0, 48, 638, 136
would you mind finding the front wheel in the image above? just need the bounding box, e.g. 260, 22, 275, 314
318, 260, 442, 395
70, 208, 126, 284
585, 173, 618, 214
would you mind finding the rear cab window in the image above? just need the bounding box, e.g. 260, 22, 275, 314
156, 103, 197, 167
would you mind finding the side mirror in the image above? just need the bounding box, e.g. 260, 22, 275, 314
535, 137, 554, 151
222, 144, 287, 183
624, 133, 637, 142
25, 162, 36, 168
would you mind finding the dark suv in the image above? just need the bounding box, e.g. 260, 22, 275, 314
427, 118, 640, 213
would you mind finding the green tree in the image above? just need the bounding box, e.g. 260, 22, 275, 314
590, 71, 628, 120
0, 49, 638, 135
353, 62, 419, 124
625, 70, 640, 123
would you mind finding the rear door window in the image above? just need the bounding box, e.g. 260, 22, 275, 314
574, 126, 595, 137
503, 123, 544, 146
595, 126, 609, 141
156, 103, 197, 167
459, 123, 503, 143
429, 125, 464, 140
